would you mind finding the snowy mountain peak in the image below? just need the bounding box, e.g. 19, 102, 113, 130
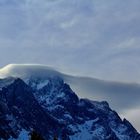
0, 64, 140, 139
1, 64, 140, 133
0, 77, 139, 140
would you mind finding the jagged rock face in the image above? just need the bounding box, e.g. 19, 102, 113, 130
0, 77, 139, 140
0, 79, 62, 140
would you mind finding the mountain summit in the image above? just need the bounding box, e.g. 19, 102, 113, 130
0, 64, 140, 112
0, 64, 140, 140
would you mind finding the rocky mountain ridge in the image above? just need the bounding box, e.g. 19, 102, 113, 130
0, 76, 139, 140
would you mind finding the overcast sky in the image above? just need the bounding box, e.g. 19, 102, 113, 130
0, 0, 140, 83
0, 0, 140, 131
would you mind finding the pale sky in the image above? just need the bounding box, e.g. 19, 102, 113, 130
0, 0, 140, 83
0, 0, 140, 131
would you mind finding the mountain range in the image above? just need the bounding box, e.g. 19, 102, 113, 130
0, 64, 140, 140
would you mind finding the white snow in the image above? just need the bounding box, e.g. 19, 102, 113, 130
64, 113, 73, 120
92, 125, 106, 139
69, 120, 96, 140
17, 129, 29, 140
68, 118, 114, 140
111, 123, 130, 140
56, 92, 65, 98
36, 80, 49, 89
8, 129, 29, 140
47, 105, 64, 111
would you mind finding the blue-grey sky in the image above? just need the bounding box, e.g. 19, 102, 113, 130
0, 0, 140, 83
